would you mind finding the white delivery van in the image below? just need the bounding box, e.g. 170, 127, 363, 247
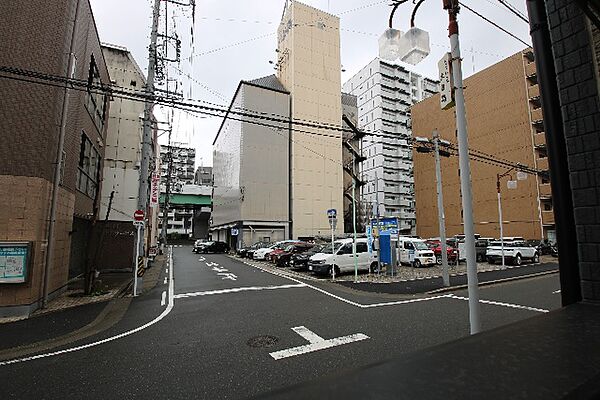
397, 237, 436, 268
308, 238, 376, 276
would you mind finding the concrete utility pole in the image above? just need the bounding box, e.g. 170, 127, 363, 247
138, 0, 161, 263
161, 131, 173, 248
433, 131, 450, 287
352, 153, 358, 283
444, 0, 481, 334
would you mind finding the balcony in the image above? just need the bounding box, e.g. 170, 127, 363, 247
384, 160, 411, 171
528, 84, 540, 99
542, 210, 555, 225
537, 157, 549, 171
531, 108, 543, 122
539, 183, 552, 197
384, 186, 401, 194
534, 132, 546, 147
383, 147, 398, 157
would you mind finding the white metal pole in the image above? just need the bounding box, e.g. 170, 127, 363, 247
375, 171, 381, 275
448, 8, 481, 334
353, 155, 358, 282
498, 191, 505, 268
134, 224, 141, 296
433, 132, 450, 286
331, 223, 335, 280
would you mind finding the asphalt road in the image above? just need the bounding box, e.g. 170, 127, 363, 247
0, 246, 562, 399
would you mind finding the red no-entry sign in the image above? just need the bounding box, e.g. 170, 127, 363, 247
134, 209, 145, 221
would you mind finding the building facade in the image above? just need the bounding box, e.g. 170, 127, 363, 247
412, 49, 554, 241
159, 185, 212, 239
159, 144, 195, 193
194, 166, 213, 186
277, 0, 344, 238
342, 58, 438, 235
0, 0, 110, 315
212, 76, 291, 249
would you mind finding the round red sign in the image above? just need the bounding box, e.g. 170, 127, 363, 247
133, 209, 145, 221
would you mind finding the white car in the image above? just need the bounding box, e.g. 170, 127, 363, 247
253, 240, 297, 260
308, 238, 375, 276
486, 241, 539, 265
397, 237, 436, 268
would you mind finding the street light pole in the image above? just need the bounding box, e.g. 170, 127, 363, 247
353, 154, 358, 283
433, 131, 450, 286
496, 173, 506, 268
444, 0, 481, 334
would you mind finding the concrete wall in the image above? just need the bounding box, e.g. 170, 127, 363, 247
412, 50, 544, 240
277, 1, 344, 238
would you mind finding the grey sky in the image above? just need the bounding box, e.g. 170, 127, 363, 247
89, 0, 532, 167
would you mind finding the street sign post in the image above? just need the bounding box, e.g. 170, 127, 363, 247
327, 209, 337, 280
439, 52, 455, 110
133, 210, 145, 296
134, 209, 145, 221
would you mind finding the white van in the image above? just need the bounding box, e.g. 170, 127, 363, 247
308, 238, 376, 276
397, 237, 436, 268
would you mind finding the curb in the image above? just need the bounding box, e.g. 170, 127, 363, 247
426, 269, 559, 294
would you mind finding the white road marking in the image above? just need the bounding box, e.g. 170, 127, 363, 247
165, 268, 168, 274
163, 277, 167, 285
174, 283, 307, 299
269, 326, 369, 360
552, 289, 561, 294
160, 290, 166, 306
217, 272, 237, 281
206, 262, 219, 267
198, 257, 205, 262
212, 266, 228, 273
0, 246, 176, 367
448, 295, 549, 313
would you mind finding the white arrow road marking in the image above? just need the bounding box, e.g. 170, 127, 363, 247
217, 273, 238, 281
163, 277, 167, 285
198, 257, 206, 262
212, 267, 228, 273
174, 283, 306, 299
269, 326, 369, 360
160, 290, 166, 306
206, 262, 219, 267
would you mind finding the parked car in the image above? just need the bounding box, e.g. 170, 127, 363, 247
198, 241, 230, 254
526, 239, 554, 255
475, 238, 494, 262
397, 237, 436, 268
246, 242, 272, 259
193, 240, 209, 253
308, 238, 375, 276
486, 241, 539, 265
289, 244, 324, 270
253, 240, 298, 261
274, 242, 314, 267
424, 239, 458, 265
237, 241, 268, 258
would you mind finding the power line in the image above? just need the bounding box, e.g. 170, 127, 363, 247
458, 2, 530, 47
496, 0, 529, 23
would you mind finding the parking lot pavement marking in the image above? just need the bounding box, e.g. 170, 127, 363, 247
269, 326, 369, 360
173, 283, 306, 299
448, 295, 549, 313
161, 290, 166, 306
217, 272, 238, 281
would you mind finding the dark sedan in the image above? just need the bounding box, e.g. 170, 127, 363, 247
198, 241, 230, 254
288, 244, 323, 270
274, 242, 314, 267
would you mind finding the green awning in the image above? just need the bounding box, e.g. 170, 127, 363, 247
160, 193, 211, 206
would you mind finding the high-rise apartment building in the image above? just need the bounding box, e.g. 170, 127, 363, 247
159, 144, 195, 193
277, 0, 344, 238
194, 166, 213, 186
342, 58, 438, 234
412, 49, 554, 241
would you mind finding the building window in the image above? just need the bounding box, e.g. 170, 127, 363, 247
86, 55, 107, 133
77, 132, 101, 198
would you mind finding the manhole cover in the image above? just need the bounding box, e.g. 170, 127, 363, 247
247, 335, 279, 348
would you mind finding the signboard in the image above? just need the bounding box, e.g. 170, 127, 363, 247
366, 225, 373, 254
370, 217, 399, 237
327, 209, 337, 219
134, 209, 145, 221
231, 228, 239, 236
150, 172, 160, 207
438, 52, 455, 110
0, 242, 31, 283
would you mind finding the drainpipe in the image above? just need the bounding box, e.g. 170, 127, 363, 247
42, 0, 81, 308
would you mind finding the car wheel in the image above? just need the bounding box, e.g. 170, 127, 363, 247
476, 254, 483, 262
514, 254, 522, 266
436, 256, 442, 265
370, 262, 378, 273
329, 265, 340, 278
533, 252, 540, 263
413, 260, 422, 268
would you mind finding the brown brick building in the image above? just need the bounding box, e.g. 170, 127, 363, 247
412, 49, 554, 241
0, 0, 110, 315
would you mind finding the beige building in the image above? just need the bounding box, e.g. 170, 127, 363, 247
277, 0, 344, 238
412, 49, 554, 241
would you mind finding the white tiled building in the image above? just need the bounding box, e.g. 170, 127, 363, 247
342, 57, 438, 234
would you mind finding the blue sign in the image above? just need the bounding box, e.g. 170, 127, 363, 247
370, 217, 399, 236
379, 233, 392, 264
366, 225, 373, 254
231, 228, 239, 236
327, 209, 337, 219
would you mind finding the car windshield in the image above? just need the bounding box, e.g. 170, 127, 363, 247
414, 241, 429, 250
320, 242, 344, 254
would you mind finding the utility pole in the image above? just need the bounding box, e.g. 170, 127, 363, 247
161, 131, 173, 248
137, 0, 161, 266
496, 174, 506, 268
444, 0, 481, 334
352, 153, 358, 283
375, 171, 381, 275
433, 131, 450, 287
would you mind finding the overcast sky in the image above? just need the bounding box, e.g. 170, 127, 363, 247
89, 0, 532, 167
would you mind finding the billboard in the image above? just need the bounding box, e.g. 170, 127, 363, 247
0, 242, 31, 283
